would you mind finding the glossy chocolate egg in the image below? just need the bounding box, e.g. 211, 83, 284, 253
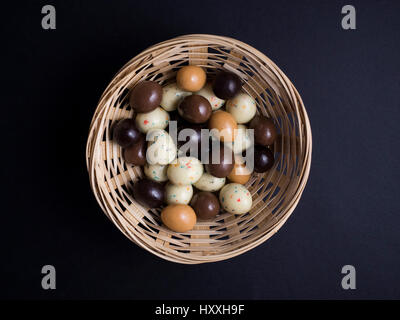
191, 192, 220, 220
161, 204, 197, 232
176, 66, 207, 92
129, 81, 163, 113
132, 178, 165, 208
254, 145, 274, 173
208, 110, 238, 142
205, 144, 235, 178
177, 124, 207, 157
212, 71, 242, 100
123, 134, 146, 166
227, 161, 251, 184
178, 95, 212, 124
249, 115, 277, 146
113, 118, 141, 148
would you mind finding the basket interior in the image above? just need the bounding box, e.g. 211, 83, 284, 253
87, 36, 309, 263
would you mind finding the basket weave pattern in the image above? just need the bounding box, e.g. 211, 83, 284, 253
86, 34, 312, 264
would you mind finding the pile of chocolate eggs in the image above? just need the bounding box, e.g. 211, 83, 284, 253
113, 66, 277, 233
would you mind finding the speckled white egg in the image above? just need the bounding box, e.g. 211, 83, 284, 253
226, 92, 257, 124
230, 125, 253, 154
160, 83, 192, 112
193, 172, 226, 192
167, 157, 204, 185
143, 163, 168, 182
135, 107, 169, 133
195, 82, 225, 110
165, 183, 193, 205
146, 129, 177, 165
219, 183, 252, 215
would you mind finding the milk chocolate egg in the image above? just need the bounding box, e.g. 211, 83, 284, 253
130, 81, 162, 113
254, 145, 274, 173
226, 92, 257, 124
135, 107, 169, 133
205, 145, 235, 178
191, 192, 220, 220
167, 157, 203, 185
161, 204, 197, 232
193, 172, 226, 192
227, 161, 251, 184
123, 134, 147, 166
165, 183, 193, 205
212, 71, 242, 100
132, 178, 165, 208
113, 119, 141, 148
176, 66, 206, 92
146, 129, 177, 165
208, 110, 238, 142
160, 83, 192, 112
249, 115, 277, 146
230, 124, 253, 154
143, 163, 168, 182
178, 95, 212, 124
219, 183, 252, 215
195, 82, 225, 110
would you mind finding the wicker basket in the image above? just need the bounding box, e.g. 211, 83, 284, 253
86, 34, 312, 264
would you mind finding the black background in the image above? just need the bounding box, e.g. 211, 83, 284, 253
1, 0, 399, 299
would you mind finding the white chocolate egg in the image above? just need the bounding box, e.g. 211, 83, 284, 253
165, 183, 193, 205
143, 163, 168, 182
135, 107, 169, 133
193, 172, 226, 192
196, 82, 225, 110
226, 92, 257, 124
219, 183, 252, 215
230, 125, 253, 154
146, 129, 177, 165
160, 83, 192, 112
167, 157, 203, 185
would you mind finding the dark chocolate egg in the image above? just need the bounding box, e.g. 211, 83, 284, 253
254, 145, 274, 173
191, 191, 220, 220
178, 94, 212, 124
129, 81, 162, 113
113, 118, 141, 148
123, 134, 147, 166
177, 124, 205, 157
249, 115, 277, 146
205, 144, 235, 178
212, 71, 242, 100
132, 178, 165, 208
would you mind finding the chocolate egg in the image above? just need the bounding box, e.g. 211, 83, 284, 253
167, 157, 204, 185
205, 144, 235, 178
177, 124, 208, 157
254, 145, 274, 173
143, 163, 168, 182
219, 183, 252, 215
132, 178, 165, 208
165, 183, 193, 205
249, 115, 277, 146
193, 172, 226, 192
208, 111, 238, 142
195, 82, 225, 110
113, 119, 141, 148
226, 92, 257, 124
123, 134, 147, 166
135, 107, 169, 133
178, 95, 212, 124
130, 81, 163, 113
161, 204, 197, 232
191, 192, 220, 220
212, 71, 242, 100
146, 129, 177, 165
160, 83, 192, 111
176, 66, 206, 92
227, 161, 251, 184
